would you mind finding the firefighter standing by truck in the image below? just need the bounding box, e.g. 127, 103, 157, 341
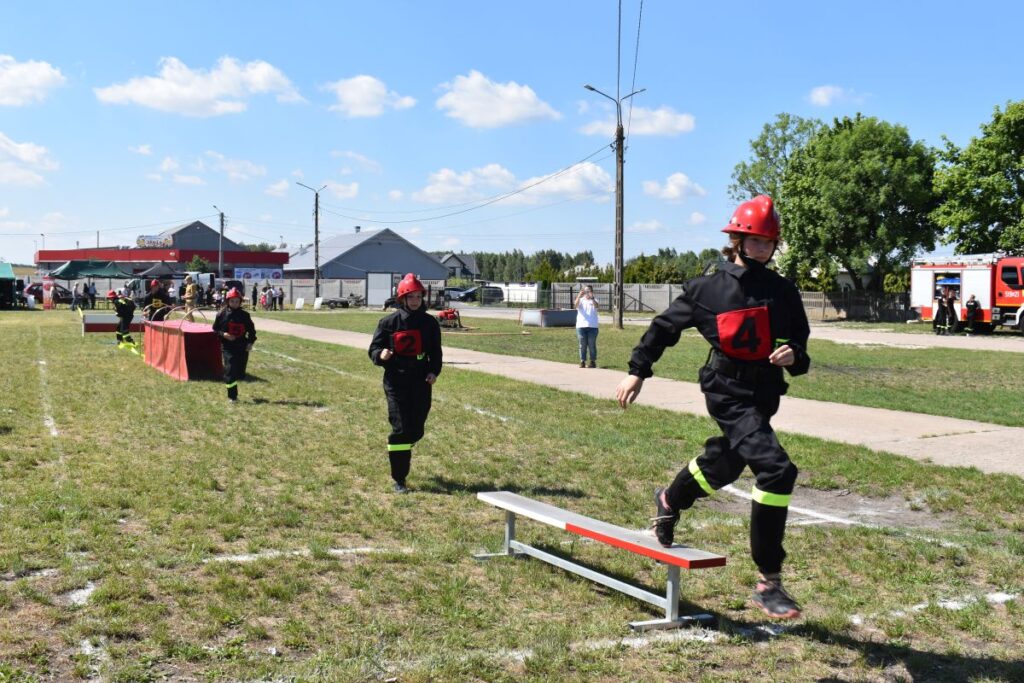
368, 273, 442, 493
212, 288, 257, 402
615, 195, 811, 620
964, 294, 980, 334
109, 290, 138, 353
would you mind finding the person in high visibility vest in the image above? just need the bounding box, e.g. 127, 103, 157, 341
368, 273, 443, 493
616, 195, 810, 620
109, 290, 138, 353
212, 288, 257, 402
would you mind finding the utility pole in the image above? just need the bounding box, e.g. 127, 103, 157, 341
583, 84, 644, 329
297, 183, 327, 298
96, 231, 99, 248
213, 205, 225, 277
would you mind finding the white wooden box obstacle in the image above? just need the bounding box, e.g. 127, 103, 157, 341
475, 491, 726, 630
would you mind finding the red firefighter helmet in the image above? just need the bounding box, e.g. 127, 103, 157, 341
149, 279, 161, 289
396, 273, 425, 298
107, 290, 117, 300
721, 195, 780, 240
225, 287, 243, 301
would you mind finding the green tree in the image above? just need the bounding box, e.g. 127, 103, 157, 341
780, 115, 939, 291
933, 100, 1024, 255
527, 258, 560, 287
186, 255, 211, 272
729, 113, 823, 204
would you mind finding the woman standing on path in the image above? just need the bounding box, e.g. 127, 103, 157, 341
615, 195, 811, 620
574, 285, 599, 368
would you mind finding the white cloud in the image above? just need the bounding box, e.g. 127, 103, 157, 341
94, 56, 304, 117
291, 168, 304, 179
325, 180, 359, 199
689, 211, 706, 226
265, 179, 289, 197
331, 149, 382, 173
807, 84, 866, 107
146, 173, 162, 182
159, 156, 179, 172
643, 172, 706, 202
0, 55, 65, 106
172, 174, 204, 185
412, 161, 612, 205
443, 237, 461, 247
581, 106, 695, 137
0, 207, 8, 218
628, 219, 663, 233
324, 75, 415, 118
205, 150, 266, 181
576, 100, 591, 115
388, 189, 403, 201
128, 144, 152, 155
436, 70, 561, 128
0, 131, 58, 186
404, 226, 422, 236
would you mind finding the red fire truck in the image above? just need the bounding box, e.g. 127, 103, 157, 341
910, 254, 1024, 333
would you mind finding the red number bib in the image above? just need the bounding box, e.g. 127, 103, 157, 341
392, 329, 423, 357
227, 322, 246, 337
716, 306, 771, 360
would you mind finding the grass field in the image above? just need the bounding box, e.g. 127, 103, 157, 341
1, 311, 1022, 682
255, 310, 1024, 428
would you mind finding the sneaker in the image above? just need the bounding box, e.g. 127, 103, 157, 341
751, 581, 802, 619
393, 481, 409, 494
587, 361, 596, 368
579, 361, 586, 368
650, 487, 678, 547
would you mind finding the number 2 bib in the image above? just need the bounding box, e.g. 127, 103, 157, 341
716, 306, 771, 360
392, 329, 423, 357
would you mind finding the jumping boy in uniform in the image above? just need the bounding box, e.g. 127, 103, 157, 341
109, 290, 139, 353
615, 195, 811, 620
212, 288, 257, 402
368, 273, 442, 493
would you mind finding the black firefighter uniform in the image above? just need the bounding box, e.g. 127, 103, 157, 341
112, 295, 137, 350
368, 307, 443, 486
212, 307, 257, 401
628, 259, 811, 575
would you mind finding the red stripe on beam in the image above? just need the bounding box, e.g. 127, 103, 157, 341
565, 523, 726, 569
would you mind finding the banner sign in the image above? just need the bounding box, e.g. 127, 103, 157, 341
42, 275, 54, 309
136, 235, 173, 248
234, 268, 284, 281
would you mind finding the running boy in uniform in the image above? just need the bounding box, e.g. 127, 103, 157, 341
368, 273, 442, 493
212, 288, 257, 402
109, 290, 139, 353
615, 195, 811, 619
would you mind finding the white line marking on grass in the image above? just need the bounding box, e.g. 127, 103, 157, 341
851, 590, 1018, 625
255, 348, 360, 378
203, 546, 405, 564
462, 404, 510, 422
720, 485, 962, 548
64, 581, 96, 606
35, 332, 58, 437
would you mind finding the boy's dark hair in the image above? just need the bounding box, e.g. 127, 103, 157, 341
721, 236, 742, 261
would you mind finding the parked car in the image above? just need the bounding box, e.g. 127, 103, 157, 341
23, 282, 74, 304
442, 286, 466, 302
453, 286, 504, 304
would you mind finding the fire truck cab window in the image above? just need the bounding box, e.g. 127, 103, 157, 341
1000, 266, 1021, 288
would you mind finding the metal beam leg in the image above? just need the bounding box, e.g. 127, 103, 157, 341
474, 511, 522, 559
629, 565, 714, 631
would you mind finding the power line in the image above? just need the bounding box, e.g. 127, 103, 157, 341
321, 149, 613, 226
626, 0, 645, 142
0, 215, 219, 238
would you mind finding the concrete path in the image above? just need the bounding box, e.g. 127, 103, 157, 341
451, 304, 1024, 353
256, 317, 1024, 478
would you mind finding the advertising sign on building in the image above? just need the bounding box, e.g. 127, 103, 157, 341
136, 235, 173, 248
234, 268, 284, 281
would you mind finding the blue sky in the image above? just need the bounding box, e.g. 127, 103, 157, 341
1, 1, 1021, 267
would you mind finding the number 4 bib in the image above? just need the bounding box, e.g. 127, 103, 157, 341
716, 306, 771, 360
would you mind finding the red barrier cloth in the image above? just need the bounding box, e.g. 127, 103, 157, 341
144, 320, 223, 381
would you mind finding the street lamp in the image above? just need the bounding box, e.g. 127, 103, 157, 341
583, 83, 645, 329
296, 182, 327, 298
40, 233, 45, 249
212, 205, 225, 277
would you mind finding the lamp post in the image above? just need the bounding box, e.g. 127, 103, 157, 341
40, 233, 45, 250
583, 84, 644, 329
296, 183, 327, 298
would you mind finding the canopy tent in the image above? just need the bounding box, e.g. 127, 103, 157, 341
48, 260, 133, 279
0, 262, 15, 280
136, 261, 185, 278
